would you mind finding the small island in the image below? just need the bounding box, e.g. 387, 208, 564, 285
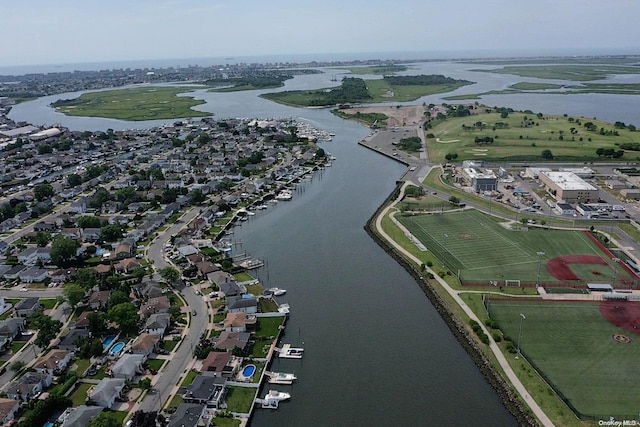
260, 74, 473, 107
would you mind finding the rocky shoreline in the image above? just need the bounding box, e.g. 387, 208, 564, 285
364, 182, 538, 427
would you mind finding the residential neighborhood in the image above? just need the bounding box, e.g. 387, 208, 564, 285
0, 112, 323, 426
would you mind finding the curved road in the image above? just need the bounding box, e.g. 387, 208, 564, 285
138, 207, 208, 412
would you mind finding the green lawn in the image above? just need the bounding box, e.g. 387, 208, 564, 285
225, 386, 256, 413
254, 316, 285, 339
38, 298, 58, 310
489, 299, 640, 418
163, 339, 179, 352
212, 417, 241, 427
51, 86, 210, 121
233, 272, 254, 282
397, 209, 633, 287
250, 339, 274, 358
10, 341, 26, 353
145, 358, 165, 372
425, 111, 640, 163
70, 382, 92, 406
181, 369, 198, 387
74, 358, 91, 375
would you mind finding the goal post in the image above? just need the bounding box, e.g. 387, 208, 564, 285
505, 279, 521, 287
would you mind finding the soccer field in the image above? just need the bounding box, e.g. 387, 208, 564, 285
489, 299, 640, 418
397, 209, 631, 285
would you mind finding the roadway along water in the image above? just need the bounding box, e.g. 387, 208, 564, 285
231, 119, 516, 426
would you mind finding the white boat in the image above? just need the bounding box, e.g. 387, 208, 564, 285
266, 371, 297, 385
277, 343, 304, 359
256, 204, 268, 210
275, 190, 293, 201
268, 287, 287, 296
259, 390, 291, 409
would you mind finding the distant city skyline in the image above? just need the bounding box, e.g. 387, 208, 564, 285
2, 0, 640, 67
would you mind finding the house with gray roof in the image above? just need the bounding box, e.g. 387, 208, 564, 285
14, 297, 42, 317
145, 313, 170, 336
88, 378, 125, 408
111, 354, 145, 381
226, 296, 257, 314
167, 403, 209, 427
183, 375, 227, 408
60, 405, 103, 427
6, 372, 53, 402
57, 328, 90, 352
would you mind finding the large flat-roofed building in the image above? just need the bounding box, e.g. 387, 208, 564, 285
462, 167, 497, 192
539, 171, 598, 203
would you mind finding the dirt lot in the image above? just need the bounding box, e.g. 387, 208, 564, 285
338, 105, 429, 127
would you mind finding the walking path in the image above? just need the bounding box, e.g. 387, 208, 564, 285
374, 181, 554, 427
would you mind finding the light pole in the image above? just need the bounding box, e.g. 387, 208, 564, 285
516, 313, 526, 358
536, 251, 545, 289
612, 257, 620, 288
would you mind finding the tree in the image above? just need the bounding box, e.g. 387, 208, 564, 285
107, 290, 129, 310
88, 412, 121, 427
35, 232, 52, 247
62, 284, 85, 309
77, 216, 102, 228
160, 267, 180, 284
448, 196, 460, 206
33, 183, 54, 202
10, 360, 25, 372
88, 312, 107, 336
33, 314, 62, 348
107, 302, 139, 335
138, 377, 152, 390
75, 268, 97, 290
67, 173, 82, 188
100, 224, 122, 242
596, 147, 605, 157
50, 237, 80, 267
541, 149, 554, 160
189, 189, 205, 205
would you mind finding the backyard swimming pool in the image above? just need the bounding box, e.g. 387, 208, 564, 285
102, 335, 116, 351
241, 364, 256, 379
109, 342, 125, 355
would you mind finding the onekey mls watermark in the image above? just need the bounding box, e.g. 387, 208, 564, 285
599, 418, 638, 426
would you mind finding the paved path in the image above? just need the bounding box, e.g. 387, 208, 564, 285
374, 181, 554, 427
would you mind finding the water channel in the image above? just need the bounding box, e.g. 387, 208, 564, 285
9, 60, 640, 425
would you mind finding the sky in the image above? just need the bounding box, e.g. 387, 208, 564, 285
2, 0, 640, 66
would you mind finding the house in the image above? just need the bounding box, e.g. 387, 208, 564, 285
50, 268, 77, 283
6, 372, 53, 402
114, 257, 141, 274
218, 280, 241, 297
19, 267, 49, 283
73, 311, 94, 329
14, 297, 42, 317
183, 375, 227, 408
196, 261, 219, 277
60, 405, 103, 427
145, 313, 170, 336
213, 331, 250, 352
134, 281, 164, 299
33, 221, 57, 232
223, 312, 256, 333
200, 351, 236, 377
177, 245, 199, 257
0, 398, 19, 424
57, 329, 90, 352
140, 296, 170, 316
82, 228, 101, 242
94, 263, 112, 276
17, 247, 51, 266
89, 378, 126, 408
226, 296, 258, 314
33, 349, 73, 375
88, 290, 110, 310
0, 298, 13, 317
3, 265, 26, 280
0, 318, 24, 339
113, 242, 133, 259
69, 197, 88, 214
167, 403, 209, 427
130, 333, 161, 357
110, 354, 145, 381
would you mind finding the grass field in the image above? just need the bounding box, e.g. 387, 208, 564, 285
397, 209, 633, 286
51, 87, 210, 120
425, 110, 640, 162
489, 299, 640, 418
477, 64, 640, 82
